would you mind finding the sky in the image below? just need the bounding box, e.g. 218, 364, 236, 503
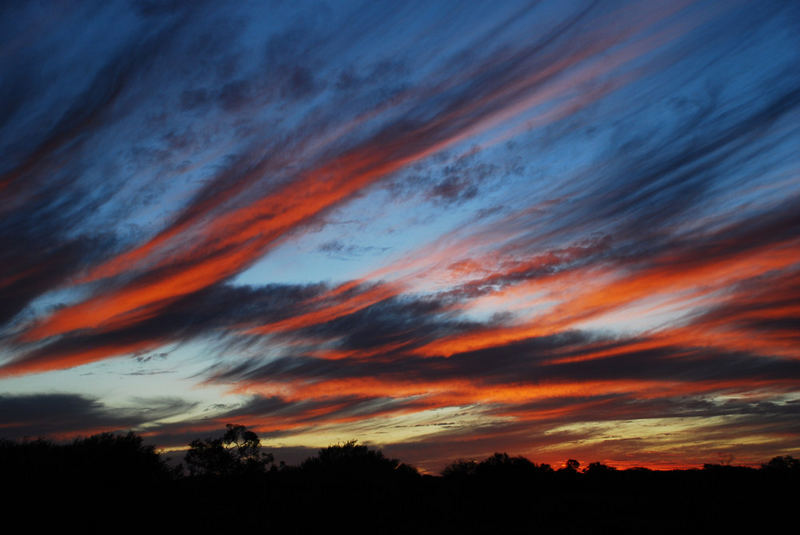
1, 0, 799, 472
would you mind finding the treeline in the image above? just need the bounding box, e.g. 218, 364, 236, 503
2, 425, 798, 533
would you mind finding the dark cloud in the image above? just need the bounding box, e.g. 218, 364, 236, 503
317, 240, 390, 259
0, 13, 181, 193
690, 269, 800, 339
0, 393, 194, 440
212, 331, 800, 390
300, 295, 468, 352
142, 393, 434, 448
1, 281, 325, 374
0, 9, 193, 329
226, 393, 430, 425
0, 233, 112, 327
421, 149, 501, 205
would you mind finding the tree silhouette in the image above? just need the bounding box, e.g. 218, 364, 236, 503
584, 461, 617, 475
299, 439, 417, 479
761, 455, 800, 473
184, 424, 273, 476
73, 431, 175, 482
4, 429, 800, 532
441, 458, 479, 478
561, 458, 580, 472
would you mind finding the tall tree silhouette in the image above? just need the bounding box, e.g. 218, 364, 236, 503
184, 424, 273, 476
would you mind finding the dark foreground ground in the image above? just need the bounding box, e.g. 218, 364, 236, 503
2, 430, 798, 533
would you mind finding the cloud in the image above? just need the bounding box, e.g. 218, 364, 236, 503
0, 281, 323, 376
0, 393, 195, 440
6, 0, 710, 350
1, 1, 798, 468
317, 240, 390, 259
212, 331, 800, 395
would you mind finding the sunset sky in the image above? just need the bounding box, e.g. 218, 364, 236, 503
1, 0, 799, 472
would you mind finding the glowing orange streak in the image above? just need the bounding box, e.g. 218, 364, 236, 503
23, 240, 263, 341
546, 337, 680, 365
231, 377, 686, 406
20, 119, 444, 342
573, 246, 799, 315
417, 240, 800, 357
220, 376, 800, 441
413, 266, 599, 357
308, 340, 414, 361
249, 283, 403, 335
0, 339, 163, 377
658, 320, 800, 360
247, 0, 705, 299
13, 1, 743, 362
271, 202, 528, 329
79, 157, 266, 284
79, 84, 419, 288
494, 397, 622, 422
28, 56, 606, 345
227, 6, 710, 335
224, 401, 359, 434
723, 303, 800, 321
49, 140, 448, 341
296, 191, 609, 326
82, 105, 394, 286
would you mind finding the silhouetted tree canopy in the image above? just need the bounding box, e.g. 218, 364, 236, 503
584, 461, 618, 475
562, 458, 580, 471
184, 423, 273, 476
762, 455, 800, 473
299, 440, 417, 479
443, 452, 553, 481
0, 431, 174, 483
3, 430, 799, 533
441, 458, 479, 479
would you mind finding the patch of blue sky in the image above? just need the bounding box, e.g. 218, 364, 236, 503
231, 173, 481, 286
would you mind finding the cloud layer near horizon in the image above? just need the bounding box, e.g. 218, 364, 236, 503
1, 0, 799, 471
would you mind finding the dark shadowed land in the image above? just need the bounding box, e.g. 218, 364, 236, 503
2, 426, 798, 533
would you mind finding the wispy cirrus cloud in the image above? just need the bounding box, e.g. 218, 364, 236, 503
1, 0, 799, 470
